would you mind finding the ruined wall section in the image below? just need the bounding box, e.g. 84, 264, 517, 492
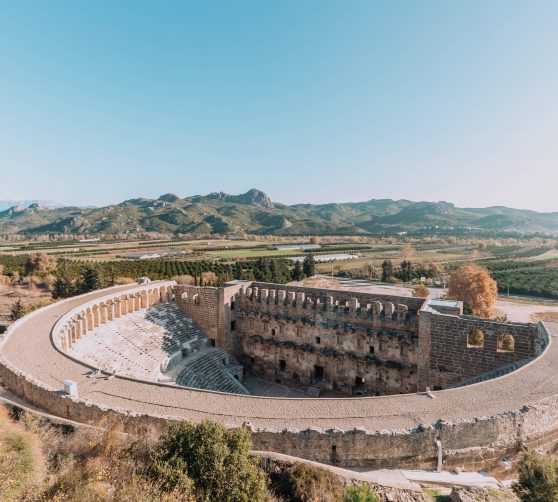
237, 283, 421, 395
419, 307, 544, 389
175, 282, 245, 352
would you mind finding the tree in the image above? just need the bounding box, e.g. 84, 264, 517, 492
150, 420, 267, 502
10, 298, 25, 321
447, 264, 498, 317
413, 284, 430, 298
79, 265, 104, 293
514, 453, 558, 502
399, 260, 413, 282
302, 254, 316, 278
292, 261, 304, 281
25, 252, 57, 277
381, 260, 394, 282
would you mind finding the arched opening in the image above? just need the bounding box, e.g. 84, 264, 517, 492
497, 333, 515, 352
467, 329, 484, 348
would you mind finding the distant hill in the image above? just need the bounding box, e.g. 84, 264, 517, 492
0, 189, 556, 236
0, 200, 65, 211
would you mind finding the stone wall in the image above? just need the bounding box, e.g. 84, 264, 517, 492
237, 283, 419, 395
174, 281, 245, 352
418, 307, 544, 389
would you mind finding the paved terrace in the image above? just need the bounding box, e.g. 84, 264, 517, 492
1, 282, 558, 432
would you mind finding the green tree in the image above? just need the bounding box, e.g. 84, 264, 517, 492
514, 453, 558, 502
303, 254, 316, 278
79, 265, 104, 293
150, 420, 268, 502
10, 298, 25, 321
292, 260, 304, 281
399, 260, 413, 282
381, 260, 394, 282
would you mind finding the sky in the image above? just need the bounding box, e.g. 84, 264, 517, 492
0, 1, 557, 212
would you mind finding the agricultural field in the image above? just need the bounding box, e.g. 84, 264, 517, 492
1, 236, 557, 306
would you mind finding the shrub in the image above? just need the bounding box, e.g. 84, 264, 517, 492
412, 284, 430, 298
497, 333, 515, 352
287, 463, 344, 502
344, 484, 378, 502
150, 420, 268, 502
467, 329, 484, 348
513, 453, 558, 501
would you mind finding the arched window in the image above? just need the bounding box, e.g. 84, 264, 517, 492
497, 333, 515, 352
467, 329, 484, 348
181, 292, 188, 300
193, 294, 200, 306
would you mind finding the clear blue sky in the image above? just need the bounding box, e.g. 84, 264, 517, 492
1, 1, 557, 211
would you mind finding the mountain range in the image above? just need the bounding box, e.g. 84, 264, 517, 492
0, 189, 557, 236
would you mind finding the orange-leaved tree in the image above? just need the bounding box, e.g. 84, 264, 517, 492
447, 264, 498, 317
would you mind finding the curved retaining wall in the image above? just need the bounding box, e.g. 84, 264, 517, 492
1, 283, 558, 472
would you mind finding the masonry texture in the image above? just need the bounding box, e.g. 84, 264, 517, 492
0, 280, 556, 473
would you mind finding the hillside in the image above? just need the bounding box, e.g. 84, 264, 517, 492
0, 189, 557, 236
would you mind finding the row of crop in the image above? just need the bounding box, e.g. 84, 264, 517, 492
491, 267, 558, 299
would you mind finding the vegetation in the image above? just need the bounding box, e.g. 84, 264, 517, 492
287, 463, 344, 502
413, 283, 430, 298
447, 264, 498, 317
0, 408, 37, 500
514, 453, 558, 501
0, 409, 391, 502
150, 420, 267, 502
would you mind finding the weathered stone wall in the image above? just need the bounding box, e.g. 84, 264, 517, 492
237, 283, 419, 395
174, 282, 245, 351
420, 309, 543, 389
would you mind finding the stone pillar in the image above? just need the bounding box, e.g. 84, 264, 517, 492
86, 309, 93, 331
106, 300, 114, 321
372, 301, 382, 318
141, 290, 148, 309
278, 290, 286, 303
92, 305, 100, 327
287, 291, 296, 305
384, 302, 395, 319
113, 298, 121, 318
99, 303, 107, 324
397, 304, 409, 322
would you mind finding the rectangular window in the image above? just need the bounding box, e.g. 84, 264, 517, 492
316, 336, 321, 345
369, 346, 375, 354
271, 328, 276, 337
279, 359, 286, 371
230, 320, 236, 331
230, 299, 236, 311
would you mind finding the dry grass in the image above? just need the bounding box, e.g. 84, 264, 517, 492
0, 406, 44, 501
531, 312, 558, 323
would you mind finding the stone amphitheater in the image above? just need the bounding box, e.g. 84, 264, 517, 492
1, 279, 558, 473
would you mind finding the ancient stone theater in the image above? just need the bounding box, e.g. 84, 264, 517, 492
1, 279, 558, 472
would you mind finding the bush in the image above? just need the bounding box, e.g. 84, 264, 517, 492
287, 463, 344, 502
150, 420, 268, 502
513, 453, 558, 501
344, 484, 378, 502
412, 284, 430, 298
